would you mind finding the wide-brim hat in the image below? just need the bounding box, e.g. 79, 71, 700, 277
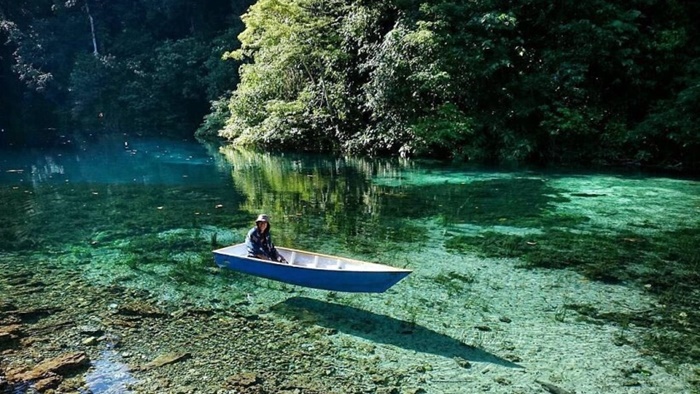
255, 214, 270, 223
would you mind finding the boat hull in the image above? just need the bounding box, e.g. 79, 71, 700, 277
213, 244, 411, 293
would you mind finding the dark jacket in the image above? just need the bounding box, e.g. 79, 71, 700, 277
245, 225, 282, 261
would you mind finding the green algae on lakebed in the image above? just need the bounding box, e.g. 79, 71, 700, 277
444, 201, 700, 370
2, 140, 700, 393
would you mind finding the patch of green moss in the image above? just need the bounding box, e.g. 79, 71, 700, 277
0, 187, 39, 251
0, 183, 248, 253
433, 271, 476, 295
119, 233, 214, 285
445, 231, 529, 259
446, 229, 653, 282
380, 178, 584, 228
125, 232, 202, 254
333, 216, 427, 256
564, 301, 699, 375
445, 226, 700, 367
168, 252, 212, 285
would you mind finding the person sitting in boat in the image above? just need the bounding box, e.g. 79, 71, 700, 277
245, 214, 287, 263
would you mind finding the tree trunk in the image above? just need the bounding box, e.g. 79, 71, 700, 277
85, 0, 99, 57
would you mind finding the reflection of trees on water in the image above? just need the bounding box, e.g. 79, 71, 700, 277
197, 138, 233, 174
218, 146, 577, 258
219, 147, 419, 255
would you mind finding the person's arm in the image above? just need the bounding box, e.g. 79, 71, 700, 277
268, 235, 287, 263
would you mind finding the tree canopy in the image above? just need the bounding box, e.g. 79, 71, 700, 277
1, 0, 699, 171
218, 0, 700, 170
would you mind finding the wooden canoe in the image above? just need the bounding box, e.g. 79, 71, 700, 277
213, 243, 411, 293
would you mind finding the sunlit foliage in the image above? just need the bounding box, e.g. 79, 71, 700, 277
223, 0, 700, 170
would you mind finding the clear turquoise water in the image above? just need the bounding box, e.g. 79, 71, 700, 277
1, 135, 699, 393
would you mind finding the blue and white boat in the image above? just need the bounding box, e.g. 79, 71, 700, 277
213, 244, 412, 293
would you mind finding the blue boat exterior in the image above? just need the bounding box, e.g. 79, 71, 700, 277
213, 244, 411, 293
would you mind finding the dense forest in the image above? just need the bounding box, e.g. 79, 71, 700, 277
0, 0, 248, 140
1, 0, 699, 171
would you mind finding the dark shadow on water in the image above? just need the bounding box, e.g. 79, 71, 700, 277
271, 297, 522, 368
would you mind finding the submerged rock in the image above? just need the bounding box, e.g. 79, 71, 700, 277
140, 352, 191, 370
0, 324, 22, 349
78, 324, 104, 336
6, 351, 90, 392
32, 372, 62, 391
224, 372, 263, 393
453, 357, 472, 369
0, 300, 17, 312
115, 301, 168, 318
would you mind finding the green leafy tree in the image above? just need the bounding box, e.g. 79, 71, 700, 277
221, 0, 352, 151
223, 0, 699, 170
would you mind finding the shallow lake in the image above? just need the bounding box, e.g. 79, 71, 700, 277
1, 135, 698, 393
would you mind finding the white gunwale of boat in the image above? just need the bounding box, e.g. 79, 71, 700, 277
214, 243, 411, 273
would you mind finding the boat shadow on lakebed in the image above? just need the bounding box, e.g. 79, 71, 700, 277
271, 297, 522, 368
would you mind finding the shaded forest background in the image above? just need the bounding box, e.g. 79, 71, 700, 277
1, 0, 699, 171
0, 0, 247, 141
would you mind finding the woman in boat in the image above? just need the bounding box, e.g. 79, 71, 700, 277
245, 214, 287, 263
